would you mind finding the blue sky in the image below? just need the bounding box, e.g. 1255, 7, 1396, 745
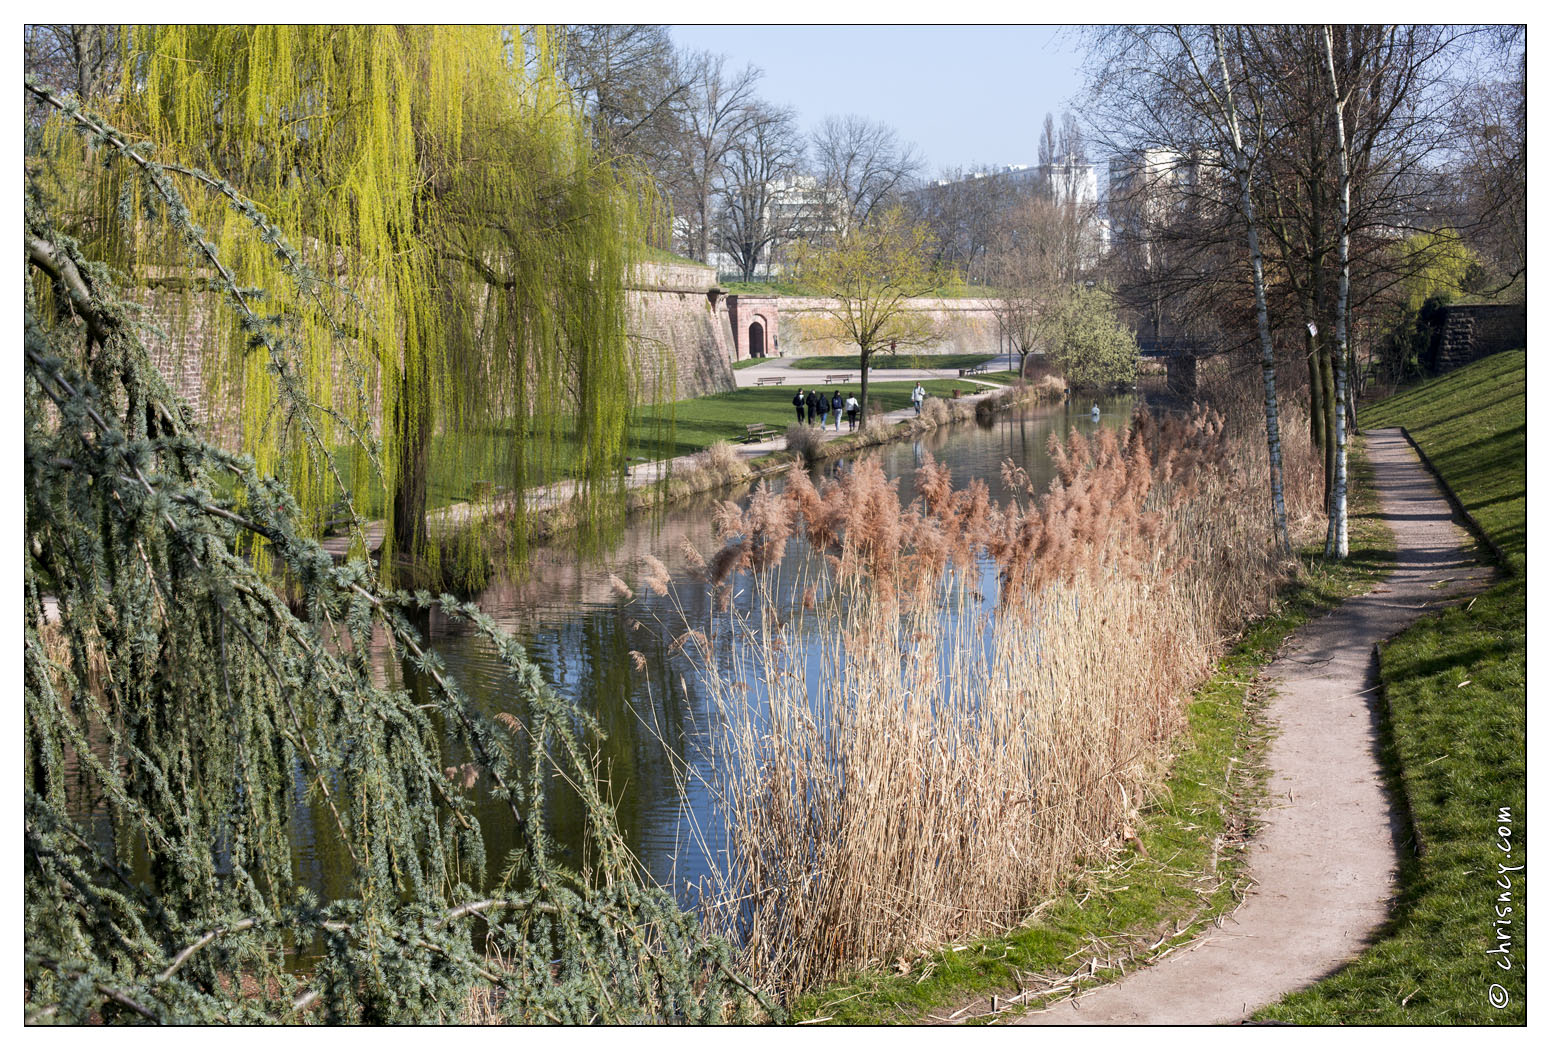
669, 25, 1090, 175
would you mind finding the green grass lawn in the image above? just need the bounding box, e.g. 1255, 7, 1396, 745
1255, 349, 1526, 1025
790, 454, 1394, 1024
624, 378, 966, 460
326, 379, 975, 521
787, 353, 997, 372
640, 245, 711, 269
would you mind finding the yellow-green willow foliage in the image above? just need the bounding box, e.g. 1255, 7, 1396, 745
47, 25, 652, 578
24, 88, 766, 1018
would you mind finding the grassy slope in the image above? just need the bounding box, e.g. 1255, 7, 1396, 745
717, 279, 999, 299
791, 455, 1394, 1024
1256, 349, 1527, 1025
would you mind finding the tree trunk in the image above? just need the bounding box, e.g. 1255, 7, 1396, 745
858, 346, 872, 428
390, 359, 433, 568
1216, 28, 1293, 556
1307, 330, 1325, 456
1345, 338, 1360, 436
1324, 25, 1351, 558
1319, 342, 1337, 510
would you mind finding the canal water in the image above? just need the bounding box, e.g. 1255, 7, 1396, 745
396, 393, 1140, 902
67, 393, 1140, 904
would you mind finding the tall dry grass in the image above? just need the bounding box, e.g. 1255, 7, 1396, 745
661, 400, 1320, 997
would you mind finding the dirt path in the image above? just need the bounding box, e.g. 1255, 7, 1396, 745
1019, 428, 1492, 1026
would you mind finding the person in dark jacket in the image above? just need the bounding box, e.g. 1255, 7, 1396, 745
816, 390, 831, 428
793, 388, 806, 424
831, 390, 843, 430
805, 388, 818, 425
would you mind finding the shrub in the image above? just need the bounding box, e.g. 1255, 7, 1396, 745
1049, 285, 1140, 390
784, 424, 826, 464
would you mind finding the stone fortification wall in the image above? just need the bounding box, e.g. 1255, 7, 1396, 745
626, 260, 736, 401
1427, 303, 1526, 374
139, 259, 737, 443
725, 295, 1004, 360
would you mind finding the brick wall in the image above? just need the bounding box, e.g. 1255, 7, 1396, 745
767, 296, 1004, 358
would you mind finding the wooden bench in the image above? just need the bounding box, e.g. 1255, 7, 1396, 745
754, 375, 785, 386
957, 364, 991, 377
739, 423, 778, 444
322, 497, 356, 536
823, 373, 852, 383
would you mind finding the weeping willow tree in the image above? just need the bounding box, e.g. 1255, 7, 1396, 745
23, 78, 767, 1023
36, 25, 651, 579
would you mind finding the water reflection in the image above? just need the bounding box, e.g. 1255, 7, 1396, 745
66, 393, 1139, 903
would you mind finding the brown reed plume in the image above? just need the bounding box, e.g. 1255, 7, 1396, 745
664, 401, 1322, 997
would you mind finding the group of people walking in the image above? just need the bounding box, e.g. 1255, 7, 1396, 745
793, 388, 861, 430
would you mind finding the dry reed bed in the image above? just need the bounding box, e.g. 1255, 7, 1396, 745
647, 402, 1321, 997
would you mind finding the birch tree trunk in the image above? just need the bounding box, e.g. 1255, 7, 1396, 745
1324, 25, 1351, 559
1215, 27, 1293, 555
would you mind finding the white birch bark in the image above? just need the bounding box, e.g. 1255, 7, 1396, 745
1212, 27, 1292, 555
1323, 26, 1351, 559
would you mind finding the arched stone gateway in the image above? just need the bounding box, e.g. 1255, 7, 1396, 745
726, 294, 781, 360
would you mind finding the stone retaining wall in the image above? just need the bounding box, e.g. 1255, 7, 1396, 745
627, 261, 736, 401
724, 294, 1004, 361
1428, 303, 1526, 374
140, 260, 739, 442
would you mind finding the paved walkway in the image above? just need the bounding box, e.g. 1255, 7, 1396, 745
1017, 429, 1492, 1025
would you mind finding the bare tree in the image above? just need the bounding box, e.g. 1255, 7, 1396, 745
1038, 113, 1059, 170
1322, 25, 1353, 560
909, 165, 1020, 285
23, 24, 119, 104
555, 24, 694, 172
1086, 25, 1292, 553
988, 190, 1091, 376
715, 103, 808, 281
1453, 28, 1526, 286
24, 23, 119, 137
812, 114, 923, 234
676, 51, 763, 263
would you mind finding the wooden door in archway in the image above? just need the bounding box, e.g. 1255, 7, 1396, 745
749, 319, 766, 357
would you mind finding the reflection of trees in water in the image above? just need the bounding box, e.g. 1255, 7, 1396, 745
274, 396, 1146, 899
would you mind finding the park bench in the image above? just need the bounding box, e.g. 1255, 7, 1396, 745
739, 423, 778, 444
754, 375, 785, 386
958, 364, 990, 377
322, 497, 356, 536
823, 373, 852, 383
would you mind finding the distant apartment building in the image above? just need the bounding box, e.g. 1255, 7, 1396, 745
1107, 148, 1225, 241
707, 175, 845, 280
921, 158, 1100, 208
911, 156, 1109, 265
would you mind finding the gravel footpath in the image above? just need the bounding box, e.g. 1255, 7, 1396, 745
1019, 428, 1492, 1026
